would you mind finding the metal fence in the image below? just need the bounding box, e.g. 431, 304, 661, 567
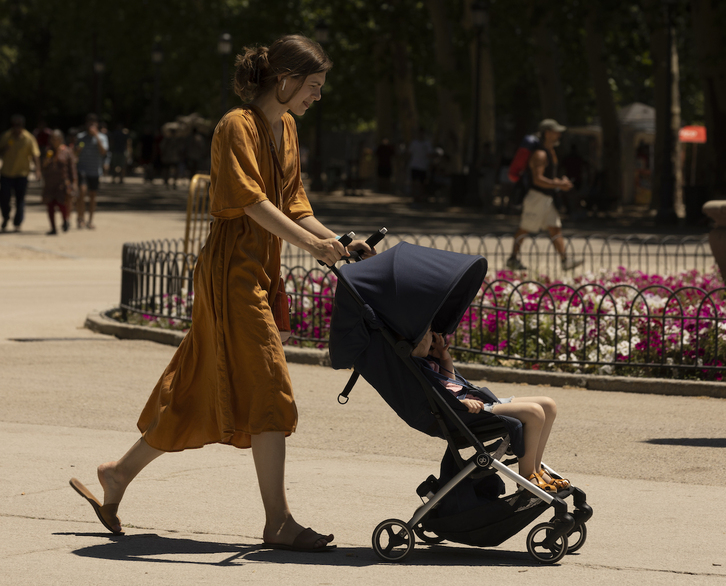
119, 236, 724, 380
282, 233, 714, 277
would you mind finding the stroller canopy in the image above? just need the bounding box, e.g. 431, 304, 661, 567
330, 242, 488, 370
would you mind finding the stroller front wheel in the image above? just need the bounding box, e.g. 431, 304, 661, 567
526, 522, 569, 564
372, 519, 415, 562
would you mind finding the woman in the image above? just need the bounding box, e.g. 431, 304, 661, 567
42, 130, 76, 235
70, 34, 373, 552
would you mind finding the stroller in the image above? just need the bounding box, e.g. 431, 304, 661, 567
328, 240, 592, 563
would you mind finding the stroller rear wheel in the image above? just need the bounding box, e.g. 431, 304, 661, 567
372, 519, 415, 562
526, 522, 568, 564
413, 522, 445, 544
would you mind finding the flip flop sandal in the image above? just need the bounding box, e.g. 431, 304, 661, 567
263, 527, 336, 553
69, 478, 124, 535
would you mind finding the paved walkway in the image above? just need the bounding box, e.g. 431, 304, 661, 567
1, 177, 724, 585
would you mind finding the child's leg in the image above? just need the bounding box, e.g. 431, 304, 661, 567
511, 396, 557, 471
490, 400, 546, 478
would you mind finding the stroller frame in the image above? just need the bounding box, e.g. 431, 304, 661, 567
328, 242, 592, 564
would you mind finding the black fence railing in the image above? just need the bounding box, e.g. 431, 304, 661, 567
120, 240, 195, 327
118, 237, 725, 380
281, 233, 714, 277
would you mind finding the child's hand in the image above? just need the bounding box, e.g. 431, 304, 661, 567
429, 332, 450, 360
460, 398, 485, 413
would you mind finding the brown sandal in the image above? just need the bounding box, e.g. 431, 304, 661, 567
539, 469, 571, 490
526, 472, 557, 493
69, 478, 124, 534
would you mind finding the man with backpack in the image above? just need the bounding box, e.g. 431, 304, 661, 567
506, 119, 583, 272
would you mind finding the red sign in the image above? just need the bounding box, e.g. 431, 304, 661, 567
679, 126, 707, 143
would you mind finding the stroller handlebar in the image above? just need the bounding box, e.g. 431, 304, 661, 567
318, 228, 387, 268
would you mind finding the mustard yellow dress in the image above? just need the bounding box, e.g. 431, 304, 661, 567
137, 106, 313, 451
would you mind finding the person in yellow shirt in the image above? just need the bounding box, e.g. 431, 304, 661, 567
0, 114, 42, 232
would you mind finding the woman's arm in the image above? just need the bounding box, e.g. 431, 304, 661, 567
244, 200, 347, 266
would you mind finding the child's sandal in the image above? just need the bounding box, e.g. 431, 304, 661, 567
526, 472, 557, 493
539, 469, 571, 490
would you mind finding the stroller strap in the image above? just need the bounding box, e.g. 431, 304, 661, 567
338, 370, 360, 404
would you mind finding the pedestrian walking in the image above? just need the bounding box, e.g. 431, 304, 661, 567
506, 119, 583, 272
0, 114, 41, 233
41, 130, 77, 235
75, 114, 108, 229
70, 33, 376, 553
408, 127, 432, 205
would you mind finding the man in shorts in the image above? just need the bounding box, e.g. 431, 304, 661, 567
75, 114, 108, 229
506, 119, 583, 271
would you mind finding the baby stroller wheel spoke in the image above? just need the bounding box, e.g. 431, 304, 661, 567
372, 519, 415, 562
526, 522, 568, 564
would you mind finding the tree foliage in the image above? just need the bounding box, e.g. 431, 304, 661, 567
0, 0, 721, 195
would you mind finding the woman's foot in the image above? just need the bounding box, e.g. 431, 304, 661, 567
262, 517, 335, 552
97, 462, 127, 505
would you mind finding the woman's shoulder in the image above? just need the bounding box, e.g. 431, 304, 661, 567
215, 108, 259, 138
282, 112, 299, 136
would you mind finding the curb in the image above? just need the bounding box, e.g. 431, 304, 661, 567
85, 310, 725, 400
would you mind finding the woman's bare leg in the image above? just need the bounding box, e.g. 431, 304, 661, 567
97, 437, 164, 506
251, 431, 332, 548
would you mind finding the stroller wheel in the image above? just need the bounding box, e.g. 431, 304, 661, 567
549, 516, 587, 553
413, 523, 444, 544
526, 522, 568, 564
372, 519, 415, 562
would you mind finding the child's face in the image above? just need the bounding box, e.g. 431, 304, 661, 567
412, 327, 433, 358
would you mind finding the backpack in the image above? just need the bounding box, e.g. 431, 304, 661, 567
507, 134, 541, 206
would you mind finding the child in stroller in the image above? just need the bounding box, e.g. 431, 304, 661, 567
412, 326, 569, 493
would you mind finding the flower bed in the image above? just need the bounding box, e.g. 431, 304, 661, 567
454, 266, 726, 380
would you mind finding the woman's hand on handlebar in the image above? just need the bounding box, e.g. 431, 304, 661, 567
348, 239, 377, 259
310, 237, 349, 266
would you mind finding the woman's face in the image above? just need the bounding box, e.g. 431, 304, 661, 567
50, 135, 62, 149
282, 72, 326, 116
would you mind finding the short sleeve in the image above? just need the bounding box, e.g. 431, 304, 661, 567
209, 112, 269, 219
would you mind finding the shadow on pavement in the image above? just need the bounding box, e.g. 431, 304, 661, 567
645, 438, 726, 448
59, 532, 545, 567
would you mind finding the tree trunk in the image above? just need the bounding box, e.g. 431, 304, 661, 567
462, 3, 496, 160
583, 6, 622, 209
691, 0, 726, 199
426, 0, 465, 172
391, 37, 418, 145
646, 0, 682, 218
531, 13, 568, 124
374, 40, 395, 146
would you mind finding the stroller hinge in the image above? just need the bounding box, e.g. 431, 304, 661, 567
338, 370, 360, 405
